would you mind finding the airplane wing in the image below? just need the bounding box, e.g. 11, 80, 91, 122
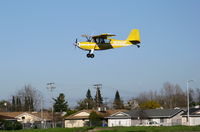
92, 33, 116, 39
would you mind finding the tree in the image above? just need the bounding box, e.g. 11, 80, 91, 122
89, 111, 102, 127
196, 88, 200, 104
13, 84, 42, 111
94, 88, 103, 108
189, 88, 196, 107
16, 96, 22, 112
113, 90, 124, 109
12, 96, 16, 111
0, 100, 10, 112
53, 93, 69, 112
86, 89, 92, 100
140, 100, 161, 109
76, 89, 94, 110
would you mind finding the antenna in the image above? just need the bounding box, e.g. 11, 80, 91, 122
93, 84, 102, 90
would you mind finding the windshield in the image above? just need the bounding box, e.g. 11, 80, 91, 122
92, 38, 110, 43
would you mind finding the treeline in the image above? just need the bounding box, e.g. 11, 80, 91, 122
0, 84, 41, 112
0, 82, 200, 112
134, 82, 200, 109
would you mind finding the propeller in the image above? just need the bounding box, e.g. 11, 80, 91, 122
73, 38, 78, 48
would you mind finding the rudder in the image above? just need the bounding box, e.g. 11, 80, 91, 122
127, 29, 140, 44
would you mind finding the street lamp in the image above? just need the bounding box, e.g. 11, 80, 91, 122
187, 80, 194, 126
4, 102, 7, 112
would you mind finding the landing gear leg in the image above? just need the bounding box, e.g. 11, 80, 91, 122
86, 49, 95, 58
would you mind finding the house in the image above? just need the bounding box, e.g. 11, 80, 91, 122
0, 112, 53, 128
64, 109, 127, 128
182, 107, 200, 126
106, 109, 184, 127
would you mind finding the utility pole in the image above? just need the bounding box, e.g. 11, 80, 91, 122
40, 97, 44, 129
187, 80, 193, 126
47, 82, 56, 128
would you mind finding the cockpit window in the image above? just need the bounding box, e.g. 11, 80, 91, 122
92, 38, 110, 43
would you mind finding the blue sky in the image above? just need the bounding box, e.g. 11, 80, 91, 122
0, 0, 200, 107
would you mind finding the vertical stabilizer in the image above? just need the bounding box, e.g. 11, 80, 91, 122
127, 29, 140, 44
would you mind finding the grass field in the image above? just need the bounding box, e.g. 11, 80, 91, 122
98, 126, 200, 132
1, 126, 200, 132
0, 127, 92, 132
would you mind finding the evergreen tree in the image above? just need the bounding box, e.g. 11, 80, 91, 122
94, 88, 103, 108
16, 97, 22, 112
29, 97, 34, 111
53, 93, 69, 112
113, 90, 124, 109
86, 89, 93, 100
76, 89, 94, 110
85, 89, 94, 109
12, 96, 16, 112
24, 96, 29, 111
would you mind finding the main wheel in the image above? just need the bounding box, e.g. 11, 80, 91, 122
90, 54, 95, 58
87, 54, 91, 58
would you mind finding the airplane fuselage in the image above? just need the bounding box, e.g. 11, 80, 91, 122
78, 39, 133, 51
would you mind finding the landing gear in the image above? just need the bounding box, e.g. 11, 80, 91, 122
136, 45, 140, 48
87, 53, 95, 58
87, 49, 95, 58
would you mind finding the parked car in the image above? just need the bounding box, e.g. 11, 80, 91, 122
147, 121, 160, 126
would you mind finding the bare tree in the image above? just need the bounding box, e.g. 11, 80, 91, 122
196, 88, 200, 104
135, 82, 187, 109
13, 84, 42, 111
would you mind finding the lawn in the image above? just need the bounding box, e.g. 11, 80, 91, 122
1, 126, 200, 132
0, 127, 92, 132
98, 126, 200, 132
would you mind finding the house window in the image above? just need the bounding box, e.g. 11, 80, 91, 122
160, 118, 164, 123
22, 116, 25, 120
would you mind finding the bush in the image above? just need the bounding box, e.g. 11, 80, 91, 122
3, 120, 22, 130
89, 111, 102, 127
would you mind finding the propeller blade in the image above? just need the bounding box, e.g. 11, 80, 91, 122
74, 38, 78, 49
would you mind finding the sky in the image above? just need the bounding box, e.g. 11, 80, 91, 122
0, 0, 200, 107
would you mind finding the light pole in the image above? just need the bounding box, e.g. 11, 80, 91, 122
47, 82, 56, 128
4, 102, 7, 112
187, 80, 193, 126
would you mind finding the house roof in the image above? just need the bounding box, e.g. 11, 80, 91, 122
182, 108, 200, 117
107, 109, 184, 119
0, 112, 53, 120
65, 109, 127, 120
0, 115, 16, 121
128, 109, 184, 118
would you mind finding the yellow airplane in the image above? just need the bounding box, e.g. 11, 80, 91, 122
74, 29, 141, 58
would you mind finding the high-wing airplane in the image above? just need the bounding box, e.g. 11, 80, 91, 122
74, 29, 141, 58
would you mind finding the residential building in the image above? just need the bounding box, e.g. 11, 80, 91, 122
106, 109, 184, 127
182, 107, 200, 126
64, 109, 127, 128
0, 112, 53, 128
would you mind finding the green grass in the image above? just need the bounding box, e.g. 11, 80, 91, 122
0, 127, 93, 132
98, 126, 200, 132
1, 126, 200, 132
